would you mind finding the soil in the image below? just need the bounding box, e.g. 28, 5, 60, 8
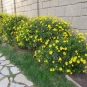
68, 73, 87, 87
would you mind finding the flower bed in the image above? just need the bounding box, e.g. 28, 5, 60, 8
0, 13, 87, 74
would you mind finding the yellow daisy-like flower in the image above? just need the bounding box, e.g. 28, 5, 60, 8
38, 50, 40, 53
66, 69, 71, 73
52, 60, 55, 63
50, 68, 55, 72
63, 52, 66, 55
82, 60, 86, 64
49, 44, 52, 48
37, 59, 41, 62
42, 45, 45, 49
77, 60, 80, 64
55, 40, 59, 43
70, 72, 73, 74
55, 46, 58, 50
34, 51, 37, 56
49, 51, 53, 55
65, 62, 68, 65
44, 59, 48, 63
60, 46, 63, 50
64, 47, 67, 50
53, 43, 55, 46
69, 60, 72, 64
53, 28, 57, 31
85, 54, 87, 56
85, 66, 87, 68
58, 50, 60, 52
48, 25, 51, 29
83, 70, 86, 73
59, 67, 63, 71
58, 57, 62, 62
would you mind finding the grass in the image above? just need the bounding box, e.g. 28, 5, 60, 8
0, 45, 76, 87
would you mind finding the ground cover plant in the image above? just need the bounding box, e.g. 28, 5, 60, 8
0, 12, 87, 75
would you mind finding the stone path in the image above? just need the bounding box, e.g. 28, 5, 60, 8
0, 53, 34, 87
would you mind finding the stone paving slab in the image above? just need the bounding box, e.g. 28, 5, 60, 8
1, 60, 10, 65
0, 56, 6, 61
0, 53, 2, 57
0, 77, 9, 87
10, 67, 20, 74
14, 74, 33, 87
0, 54, 34, 87
1, 67, 10, 75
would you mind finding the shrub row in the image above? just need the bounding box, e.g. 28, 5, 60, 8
0, 13, 87, 74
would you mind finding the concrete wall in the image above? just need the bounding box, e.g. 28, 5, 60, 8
0, 0, 2, 12
0, 0, 87, 30
2, 0, 15, 13
15, 0, 38, 17
39, 0, 87, 31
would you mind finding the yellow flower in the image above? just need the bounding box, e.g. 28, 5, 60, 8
66, 69, 71, 73
73, 57, 77, 62
72, 64, 74, 67
63, 52, 66, 55
42, 45, 45, 49
18, 42, 23, 46
30, 36, 32, 38
59, 67, 63, 71
60, 46, 63, 50
49, 44, 52, 48
64, 47, 67, 50
34, 51, 37, 56
50, 68, 55, 72
82, 60, 86, 64
36, 30, 38, 33
75, 50, 78, 54
38, 50, 40, 53
77, 60, 80, 64
55, 46, 58, 50
85, 54, 87, 56
85, 66, 87, 68
59, 26, 62, 29
69, 60, 72, 64
39, 38, 42, 42
35, 35, 38, 39
53, 43, 55, 46
83, 70, 86, 73
55, 40, 59, 43
58, 57, 62, 62
44, 59, 48, 63
52, 60, 55, 63
48, 25, 51, 29
53, 37, 56, 39
37, 59, 40, 62
49, 51, 53, 55
76, 30, 79, 32
70, 72, 73, 74
45, 40, 49, 45
65, 62, 68, 65
58, 50, 60, 52
45, 41, 48, 45
63, 40, 68, 43
53, 28, 57, 31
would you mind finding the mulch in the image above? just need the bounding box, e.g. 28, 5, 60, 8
68, 73, 87, 87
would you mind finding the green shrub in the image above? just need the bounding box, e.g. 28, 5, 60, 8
19, 16, 71, 49
0, 12, 9, 43
33, 21, 87, 74
1, 13, 87, 74
2, 14, 29, 46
